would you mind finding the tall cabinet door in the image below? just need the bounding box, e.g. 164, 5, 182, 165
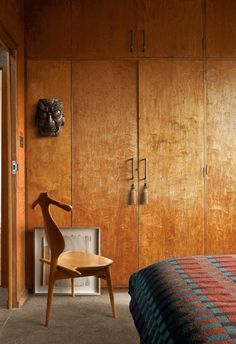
72, 61, 138, 285
139, 60, 205, 268
207, 61, 236, 254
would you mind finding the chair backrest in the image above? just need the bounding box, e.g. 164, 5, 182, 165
32, 192, 72, 261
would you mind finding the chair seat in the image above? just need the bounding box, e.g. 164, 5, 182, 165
57, 251, 113, 272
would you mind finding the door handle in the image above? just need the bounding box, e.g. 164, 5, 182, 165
140, 158, 147, 180
130, 157, 134, 180
142, 30, 146, 52
128, 158, 136, 205
130, 30, 134, 52
140, 158, 148, 205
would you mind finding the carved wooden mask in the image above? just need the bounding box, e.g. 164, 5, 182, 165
36, 99, 65, 136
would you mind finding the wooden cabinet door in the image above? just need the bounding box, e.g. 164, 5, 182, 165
25, 0, 71, 58
26, 60, 72, 288
139, 60, 205, 268
207, 61, 236, 254
206, 0, 236, 57
141, 0, 203, 57
72, 61, 138, 285
72, 0, 137, 58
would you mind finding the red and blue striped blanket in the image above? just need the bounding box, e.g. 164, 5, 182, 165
129, 255, 236, 344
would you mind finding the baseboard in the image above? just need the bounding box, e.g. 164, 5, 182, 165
102, 286, 128, 292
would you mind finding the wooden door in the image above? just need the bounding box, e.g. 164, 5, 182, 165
72, 0, 138, 58
206, 61, 236, 254
0, 47, 21, 308
139, 60, 205, 268
0, 48, 9, 289
140, 0, 203, 58
72, 61, 138, 285
206, 0, 236, 57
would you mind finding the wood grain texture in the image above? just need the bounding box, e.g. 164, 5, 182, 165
15, 47, 26, 305
0, 0, 23, 42
0, 49, 10, 289
0, 0, 26, 307
206, 61, 236, 254
72, 61, 138, 285
206, 0, 236, 57
14, 27, 26, 306
10, 54, 17, 307
24, 0, 71, 58
139, 60, 205, 268
26, 60, 71, 288
141, 0, 203, 58
72, 0, 137, 58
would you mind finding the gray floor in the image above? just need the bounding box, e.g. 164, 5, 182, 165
0, 289, 139, 344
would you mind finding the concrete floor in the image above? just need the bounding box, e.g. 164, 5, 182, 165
0, 289, 139, 344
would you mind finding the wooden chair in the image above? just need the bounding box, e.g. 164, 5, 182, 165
32, 192, 117, 326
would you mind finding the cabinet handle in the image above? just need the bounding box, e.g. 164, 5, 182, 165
129, 158, 136, 205
141, 158, 147, 180
130, 30, 134, 52
130, 158, 134, 180
142, 30, 146, 52
140, 158, 148, 205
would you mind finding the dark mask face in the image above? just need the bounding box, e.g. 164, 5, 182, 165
36, 99, 65, 136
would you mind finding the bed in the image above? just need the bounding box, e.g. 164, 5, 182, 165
129, 255, 236, 344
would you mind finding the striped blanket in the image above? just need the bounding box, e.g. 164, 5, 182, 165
129, 255, 236, 344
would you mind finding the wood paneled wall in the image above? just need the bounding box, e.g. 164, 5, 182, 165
0, 0, 26, 305
26, 60, 72, 286
25, 0, 236, 287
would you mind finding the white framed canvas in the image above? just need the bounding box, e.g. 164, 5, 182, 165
34, 227, 100, 295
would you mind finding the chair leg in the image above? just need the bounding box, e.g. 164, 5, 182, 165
106, 266, 117, 318
45, 265, 56, 327
71, 278, 75, 297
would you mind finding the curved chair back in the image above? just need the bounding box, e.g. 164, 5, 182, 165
32, 192, 72, 261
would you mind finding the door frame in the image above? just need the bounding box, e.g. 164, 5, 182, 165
0, 22, 17, 309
